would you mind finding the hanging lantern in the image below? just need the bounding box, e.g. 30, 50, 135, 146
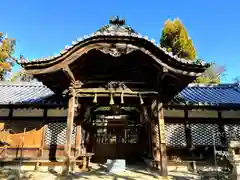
109, 93, 114, 105
139, 94, 144, 105
93, 93, 97, 104
121, 92, 124, 104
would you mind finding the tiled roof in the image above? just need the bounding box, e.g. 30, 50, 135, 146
171, 84, 240, 107
18, 18, 209, 69
0, 82, 240, 108
0, 82, 61, 106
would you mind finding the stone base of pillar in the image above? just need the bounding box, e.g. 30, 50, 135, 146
152, 160, 161, 170
143, 158, 160, 169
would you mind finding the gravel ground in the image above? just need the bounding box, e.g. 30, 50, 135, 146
0, 164, 201, 180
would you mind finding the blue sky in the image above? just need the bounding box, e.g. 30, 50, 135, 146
1, 0, 239, 82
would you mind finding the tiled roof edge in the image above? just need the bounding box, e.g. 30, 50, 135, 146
17, 22, 208, 67
0, 81, 238, 88
0, 81, 44, 87
187, 83, 239, 88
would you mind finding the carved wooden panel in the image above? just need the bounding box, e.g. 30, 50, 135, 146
165, 123, 187, 147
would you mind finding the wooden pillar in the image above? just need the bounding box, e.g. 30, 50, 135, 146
184, 110, 192, 150
218, 111, 227, 146
158, 102, 168, 177
75, 123, 82, 156
63, 87, 76, 174
150, 99, 161, 169
151, 118, 161, 169
39, 109, 47, 157
146, 122, 152, 157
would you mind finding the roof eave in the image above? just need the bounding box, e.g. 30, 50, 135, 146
19, 36, 209, 78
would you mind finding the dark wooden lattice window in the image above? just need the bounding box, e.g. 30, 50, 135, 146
224, 124, 240, 142
165, 123, 187, 147
190, 123, 221, 146
96, 127, 108, 143
45, 121, 76, 145
95, 127, 139, 144
126, 128, 138, 144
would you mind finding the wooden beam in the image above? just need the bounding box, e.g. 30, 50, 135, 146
62, 66, 75, 82
158, 102, 168, 177
0, 116, 68, 121
85, 81, 147, 85
63, 87, 76, 175
76, 88, 158, 95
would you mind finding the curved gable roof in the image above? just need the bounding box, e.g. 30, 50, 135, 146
18, 18, 209, 77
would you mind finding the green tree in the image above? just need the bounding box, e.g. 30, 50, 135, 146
160, 18, 196, 60
0, 32, 16, 80
160, 18, 224, 84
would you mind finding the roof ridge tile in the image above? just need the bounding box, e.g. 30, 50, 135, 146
0, 81, 45, 87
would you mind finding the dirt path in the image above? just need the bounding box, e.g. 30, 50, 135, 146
0, 165, 200, 180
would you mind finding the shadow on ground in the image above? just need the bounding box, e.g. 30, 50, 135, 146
0, 168, 35, 180
50, 165, 201, 180
0, 165, 218, 180
51, 164, 161, 180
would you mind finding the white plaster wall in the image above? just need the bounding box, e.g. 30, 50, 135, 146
13, 109, 44, 117
0, 109, 9, 116
5, 108, 240, 120
164, 109, 184, 117
47, 108, 68, 117
165, 109, 240, 119
188, 110, 218, 118
222, 110, 240, 119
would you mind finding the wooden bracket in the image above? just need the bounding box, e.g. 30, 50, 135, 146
62, 66, 75, 83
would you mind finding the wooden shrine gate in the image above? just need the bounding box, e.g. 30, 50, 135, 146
90, 114, 144, 162
17, 17, 209, 176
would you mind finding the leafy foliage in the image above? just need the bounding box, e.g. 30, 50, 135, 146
160, 18, 224, 84
195, 63, 225, 84
0, 32, 15, 80
160, 18, 196, 60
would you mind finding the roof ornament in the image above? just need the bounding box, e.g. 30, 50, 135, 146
109, 16, 125, 26
20, 54, 28, 63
